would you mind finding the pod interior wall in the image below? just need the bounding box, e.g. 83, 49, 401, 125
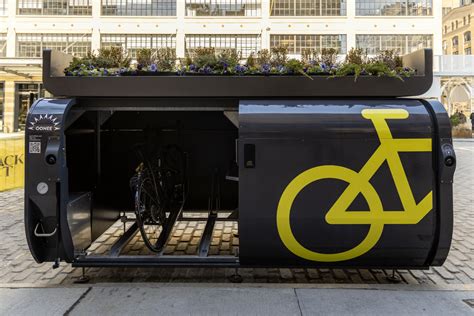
65, 110, 238, 242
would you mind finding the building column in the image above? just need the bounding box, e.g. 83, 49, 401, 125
3, 81, 16, 133
176, 0, 185, 58
6, 0, 16, 57
432, 0, 443, 55
346, 0, 356, 50
91, 0, 102, 51
260, 0, 270, 50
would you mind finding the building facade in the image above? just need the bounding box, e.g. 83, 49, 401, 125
441, 1, 473, 117
442, 2, 472, 54
0, 0, 442, 132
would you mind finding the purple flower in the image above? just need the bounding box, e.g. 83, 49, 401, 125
103, 69, 109, 75
261, 63, 271, 74
150, 63, 157, 72
234, 64, 247, 75
176, 66, 186, 76
189, 64, 196, 71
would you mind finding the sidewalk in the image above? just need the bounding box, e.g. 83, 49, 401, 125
1, 283, 473, 315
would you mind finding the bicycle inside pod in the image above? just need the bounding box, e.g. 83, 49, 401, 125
24, 49, 456, 269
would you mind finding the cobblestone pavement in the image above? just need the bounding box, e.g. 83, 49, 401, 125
1, 140, 472, 286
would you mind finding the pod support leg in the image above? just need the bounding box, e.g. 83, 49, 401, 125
386, 269, 401, 283
74, 267, 90, 284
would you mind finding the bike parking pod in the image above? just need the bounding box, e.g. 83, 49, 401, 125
23, 49, 456, 270
239, 100, 455, 267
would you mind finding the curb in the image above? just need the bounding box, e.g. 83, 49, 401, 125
1, 282, 474, 291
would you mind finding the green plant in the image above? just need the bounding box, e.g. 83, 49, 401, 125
64, 45, 419, 79
450, 111, 467, 127
364, 61, 402, 81
97, 46, 131, 68
373, 50, 403, 69
301, 48, 318, 65
64, 47, 131, 75
332, 63, 363, 81
320, 48, 338, 69
396, 66, 416, 77
256, 49, 271, 67
136, 48, 153, 67
65, 53, 93, 72
450, 114, 461, 127
285, 59, 313, 80
271, 46, 288, 67
192, 47, 218, 69
216, 49, 241, 71
246, 52, 256, 68
182, 55, 193, 67
345, 48, 367, 65
155, 47, 177, 71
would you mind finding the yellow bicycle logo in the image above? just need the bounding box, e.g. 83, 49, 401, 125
277, 109, 433, 262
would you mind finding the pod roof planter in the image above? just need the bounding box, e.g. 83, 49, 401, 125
43, 49, 433, 98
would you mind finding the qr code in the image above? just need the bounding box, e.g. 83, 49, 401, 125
29, 142, 41, 154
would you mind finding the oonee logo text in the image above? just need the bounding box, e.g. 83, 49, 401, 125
28, 114, 60, 132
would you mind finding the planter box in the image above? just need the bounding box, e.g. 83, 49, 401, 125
452, 125, 473, 138
43, 49, 433, 98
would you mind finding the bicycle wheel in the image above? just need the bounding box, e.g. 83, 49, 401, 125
276, 165, 385, 262
161, 145, 187, 212
134, 171, 166, 252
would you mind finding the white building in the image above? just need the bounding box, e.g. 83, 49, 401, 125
0, 0, 442, 132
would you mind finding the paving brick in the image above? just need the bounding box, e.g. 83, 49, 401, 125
307, 269, 320, 279
279, 268, 293, 280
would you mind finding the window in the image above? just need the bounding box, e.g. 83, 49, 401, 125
185, 0, 261, 16
452, 36, 459, 47
0, 34, 6, 57
270, 34, 347, 54
356, 0, 432, 16
15, 83, 45, 131
356, 34, 432, 55
270, 0, 346, 16
443, 40, 447, 54
465, 47, 472, 55
101, 34, 176, 58
101, 0, 176, 15
444, 25, 448, 34
464, 31, 471, 43
17, 0, 92, 15
185, 34, 260, 58
16, 33, 92, 57
0, 0, 7, 15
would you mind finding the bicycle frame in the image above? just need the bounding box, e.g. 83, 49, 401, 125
325, 109, 433, 225
276, 108, 435, 262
